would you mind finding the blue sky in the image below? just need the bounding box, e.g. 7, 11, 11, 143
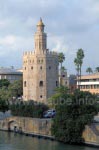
0, 0, 99, 74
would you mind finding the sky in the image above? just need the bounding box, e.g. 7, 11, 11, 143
0, 0, 99, 74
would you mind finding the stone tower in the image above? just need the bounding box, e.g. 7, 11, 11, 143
23, 18, 59, 103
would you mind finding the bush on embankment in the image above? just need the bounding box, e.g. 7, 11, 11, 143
50, 86, 99, 144
10, 100, 49, 118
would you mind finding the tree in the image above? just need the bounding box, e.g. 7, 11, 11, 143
48, 86, 69, 108
8, 79, 23, 98
58, 52, 65, 69
58, 53, 65, 86
95, 67, 99, 73
74, 49, 84, 89
86, 67, 93, 74
61, 66, 66, 71
51, 87, 98, 144
0, 99, 9, 112
10, 100, 49, 118
0, 79, 10, 88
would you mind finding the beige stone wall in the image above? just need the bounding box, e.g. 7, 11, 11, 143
23, 51, 58, 103
82, 124, 99, 145
0, 117, 52, 136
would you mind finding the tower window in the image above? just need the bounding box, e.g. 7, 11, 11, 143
39, 81, 43, 87
49, 66, 51, 70
24, 67, 26, 70
24, 81, 26, 87
31, 66, 33, 70
65, 81, 67, 84
62, 75, 65, 77
56, 81, 58, 87
40, 66, 42, 70
40, 95, 42, 98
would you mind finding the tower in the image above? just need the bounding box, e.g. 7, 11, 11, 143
23, 19, 59, 103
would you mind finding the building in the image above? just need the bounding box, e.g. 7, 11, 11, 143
59, 69, 69, 87
59, 69, 77, 93
68, 74, 77, 93
78, 73, 99, 94
23, 19, 59, 102
0, 67, 22, 83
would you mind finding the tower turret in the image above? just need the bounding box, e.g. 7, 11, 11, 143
34, 18, 47, 53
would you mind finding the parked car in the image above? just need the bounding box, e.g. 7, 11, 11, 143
43, 109, 56, 118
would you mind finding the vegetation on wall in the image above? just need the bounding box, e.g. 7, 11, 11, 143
50, 86, 99, 144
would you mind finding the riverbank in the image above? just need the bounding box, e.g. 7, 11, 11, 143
0, 116, 99, 147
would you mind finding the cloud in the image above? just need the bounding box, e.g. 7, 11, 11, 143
0, 0, 99, 73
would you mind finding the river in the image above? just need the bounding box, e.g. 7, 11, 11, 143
0, 131, 98, 150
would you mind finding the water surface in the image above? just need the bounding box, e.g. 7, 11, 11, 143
0, 131, 98, 150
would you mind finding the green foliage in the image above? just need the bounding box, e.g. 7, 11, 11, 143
0, 79, 23, 112
51, 88, 98, 144
74, 49, 84, 89
8, 79, 23, 98
10, 101, 49, 118
86, 67, 93, 74
0, 79, 23, 100
58, 52, 65, 68
95, 67, 99, 73
0, 99, 9, 112
61, 66, 66, 71
49, 86, 69, 108
0, 79, 10, 88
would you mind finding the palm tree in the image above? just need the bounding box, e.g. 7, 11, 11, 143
74, 49, 84, 89
61, 66, 66, 71
95, 67, 99, 73
58, 53, 65, 86
58, 52, 65, 69
86, 67, 93, 74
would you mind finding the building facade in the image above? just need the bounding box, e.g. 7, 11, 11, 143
59, 69, 77, 93
0, 67, 22, 83
78, 74, 99, 94
59, 69, 69, 87
23, 19, 59, 102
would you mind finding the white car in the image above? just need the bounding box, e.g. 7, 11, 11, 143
43, 109, 56, 118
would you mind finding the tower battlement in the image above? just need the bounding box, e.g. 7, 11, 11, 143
23, 49, 58, 57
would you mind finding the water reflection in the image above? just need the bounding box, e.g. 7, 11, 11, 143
0, 131, 98, 150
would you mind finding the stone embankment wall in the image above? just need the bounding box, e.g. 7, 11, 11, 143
0, 116, 99, 146
0, 117, 52, 137
82, 123, 99, 146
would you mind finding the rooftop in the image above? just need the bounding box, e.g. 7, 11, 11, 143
0, 67, 22, 75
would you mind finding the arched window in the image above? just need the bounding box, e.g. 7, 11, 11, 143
24, 81, 26, 87
39, 81, 43, 87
